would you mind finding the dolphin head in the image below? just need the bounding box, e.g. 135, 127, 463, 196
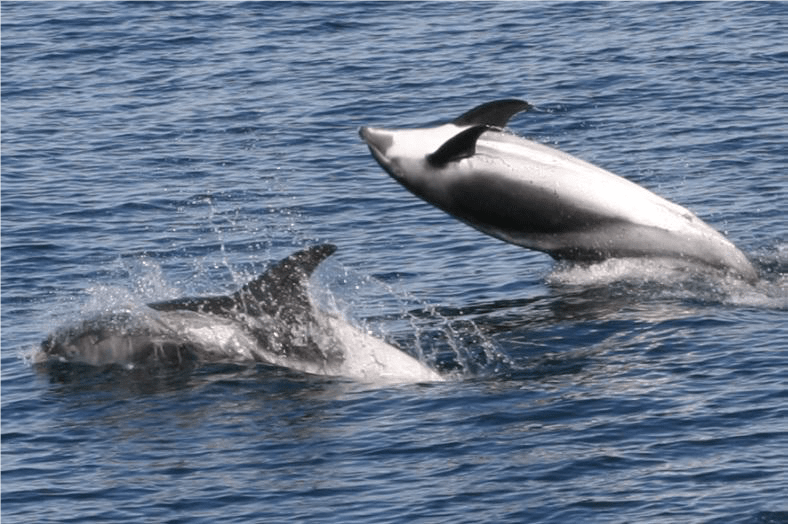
359, 99, 531, 208
40, 312, 199, 367
359, 124, 466, 194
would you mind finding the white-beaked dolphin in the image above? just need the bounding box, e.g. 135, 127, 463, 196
39, 245, 444, 383
359, 99, 757, 281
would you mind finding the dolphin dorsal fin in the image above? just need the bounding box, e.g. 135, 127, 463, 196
148, 244, 337, 318
234, 243, 337, 317
451, 99, 532, 128
427, 125, 489, 167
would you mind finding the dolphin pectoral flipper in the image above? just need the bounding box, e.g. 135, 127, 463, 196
452, 99, 532, 127
427, 125, 490, 167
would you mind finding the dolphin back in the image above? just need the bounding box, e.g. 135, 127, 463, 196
149, 244, 337, 318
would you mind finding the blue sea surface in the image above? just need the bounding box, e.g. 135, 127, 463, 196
2, 2, 787, 523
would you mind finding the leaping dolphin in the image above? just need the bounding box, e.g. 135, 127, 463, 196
39, 245, 444, 383
359, 99, 757, 281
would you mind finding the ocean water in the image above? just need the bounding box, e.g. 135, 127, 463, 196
2, 2, 787, 522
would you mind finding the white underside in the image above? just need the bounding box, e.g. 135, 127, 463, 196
160, 309, 445, 384
321, 315, 444, 383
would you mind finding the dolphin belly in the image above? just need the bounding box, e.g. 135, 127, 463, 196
446, 139, 757, 278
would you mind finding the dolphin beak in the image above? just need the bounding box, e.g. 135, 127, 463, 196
359, 126, 398, 178
359, 126, 393, 159
358, 126, 374, 145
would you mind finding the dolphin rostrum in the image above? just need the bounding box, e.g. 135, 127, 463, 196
359, 99, 757, 281
40, 245, 444, 383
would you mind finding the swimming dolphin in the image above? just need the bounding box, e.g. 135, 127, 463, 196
359, 99, 757, 281
40, 245, 444, 383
